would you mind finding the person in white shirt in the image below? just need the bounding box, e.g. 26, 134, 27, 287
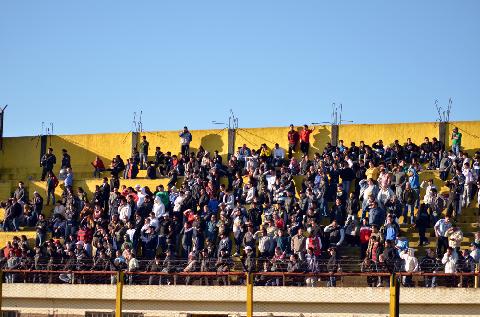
244, 183, 256, 204
469, 242, 480, 263
272, 143, 285, 167
446, 227, 464, 251
420, 179, 436, 204
400, 248, 419, 286
434, 216, 452, 258
126, 222, 136, 243
173, 191, 185, 213
462, 162, 477, 207
442, 247, 458, 272
136, 186, 146, 209
118, 198, 132, 223
152, 196, 166, 218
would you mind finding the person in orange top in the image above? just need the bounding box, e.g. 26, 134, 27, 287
299, 124, 315, 156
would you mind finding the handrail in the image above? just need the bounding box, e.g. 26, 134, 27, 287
1, 269, 478, 278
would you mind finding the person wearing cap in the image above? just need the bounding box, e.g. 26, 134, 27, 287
287, 124, 299, 158
179, 126, 192, 157
242, 245, 256, 273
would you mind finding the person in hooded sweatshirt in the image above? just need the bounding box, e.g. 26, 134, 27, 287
152, 196, 166, 219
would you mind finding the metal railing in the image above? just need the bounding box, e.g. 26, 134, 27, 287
0, 269, 479, 317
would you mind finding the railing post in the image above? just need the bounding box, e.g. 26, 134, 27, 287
116, 271, 124, 317
246, 272, 253, 317
389, 273, 399, 317
475, 264, 479, 289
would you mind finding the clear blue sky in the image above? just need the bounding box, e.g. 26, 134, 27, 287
1, 1, 479, 137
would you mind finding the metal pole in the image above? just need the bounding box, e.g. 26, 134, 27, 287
246, 272, 253, 317
116, 271, 124, 317
475, 264, 479, 289
389, 273, 399, 317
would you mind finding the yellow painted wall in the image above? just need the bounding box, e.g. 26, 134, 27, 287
49, 133, 132, 175
0, 136, 41, 178
338, 122, 439, 147
0, 121, 479, 182
447, 121, 480, 154
142, 128, 229, 158
234, 125, 331, 158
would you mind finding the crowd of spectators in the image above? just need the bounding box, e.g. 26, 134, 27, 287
1, 125, 480, 287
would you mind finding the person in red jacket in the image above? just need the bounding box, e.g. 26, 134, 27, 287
299, 124, 315, 156
287, 124, 299, 158
306, 232, 323, 257
359, 218, 372, 259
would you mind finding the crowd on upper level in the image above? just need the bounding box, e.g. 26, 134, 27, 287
1, 125, 480, 287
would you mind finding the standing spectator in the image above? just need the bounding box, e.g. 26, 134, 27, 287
439, 152, 452, 181
138, 135, 149, 170
299, 124, 315, 156
462, 162, 476, 207
35, 213, 48, 247
428, 188, 445, 225
47, 172, 58, 206
61, 149, 71, 169
326, 247, 340, 287
91, 156, 105, 178
400, 248, 419, 287
13, 181, 28, 206
434, 215, 452, 258
4, 198, 22, 231
451, 127, 462, 156
359, 218, 372, 259
420, 249, 440, 287
291, 227, 307, 260
442, 247, 458, 286
368, 201, 385, 228
446, 226, 464, 254
402, 183, 417, 225
414, 204, 431, 247
287, 124, 299, 158
380, 214, 400, 242
40, 148, 56, 181
407, 165, 420, 209
179, 126, 192, 157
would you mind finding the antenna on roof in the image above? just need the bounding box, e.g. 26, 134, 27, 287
324, 103, 353, 125
435, 98, 453, 123
138, 110, 143, 132
132, 112, 137, 132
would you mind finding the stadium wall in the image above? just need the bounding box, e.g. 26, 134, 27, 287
3, 284, 480, 317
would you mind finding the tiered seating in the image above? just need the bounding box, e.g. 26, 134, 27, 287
1, 163, 478, 260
